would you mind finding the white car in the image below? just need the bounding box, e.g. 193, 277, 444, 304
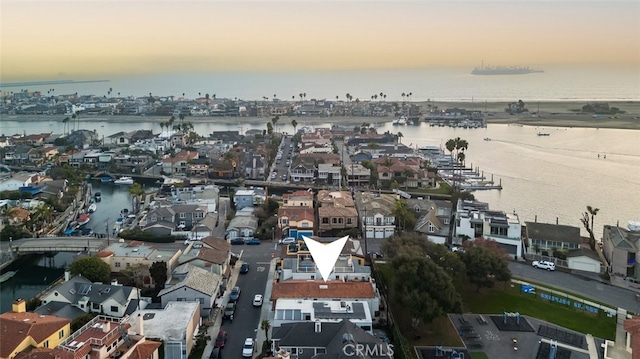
279, 237, 296, 245
242, 338, 254, 357
253, 294, 263, 307
532, 260, 556, 271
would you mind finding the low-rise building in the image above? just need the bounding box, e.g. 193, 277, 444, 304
414, 199, 453, 245
0, 299, 71, 359
272, 299, 373, 334
233, 187, 267, 210
127, 302, 200, 359
159, 265, 222, 318
278, 206, 315, 240
355, 192, 397, 240
602, 222, 640, 279
317, 190, 358, 236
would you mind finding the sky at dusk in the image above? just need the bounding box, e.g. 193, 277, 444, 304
1, 0, 639, 81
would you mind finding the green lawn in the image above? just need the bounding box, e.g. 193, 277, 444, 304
375, 263, 616, 352
460, 284, 615, 340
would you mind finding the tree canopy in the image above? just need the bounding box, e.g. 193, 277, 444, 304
149, 261, 168, 291
461, 244, 511, 292
392, 254, 462, 330
70, 256, 111, 283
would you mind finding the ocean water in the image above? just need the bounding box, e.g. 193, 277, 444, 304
1, 65, 639, 102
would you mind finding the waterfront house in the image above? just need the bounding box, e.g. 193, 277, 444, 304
233, 187, 266, 210
354, 192, 397, 239
0, 299, 71, 359
278, 206, 315, 240
602, 222, 640, 280
525, 221, 582, 253
12, 132, 52, 146
414, 199, 453, 245
142, 204, 207, 234
455, 200, 524, 259
37, 275, 141, 320
127, 302, 200, 359
160, 150, 198, 175
159, 265, 222, 318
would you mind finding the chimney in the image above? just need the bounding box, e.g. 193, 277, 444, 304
103, 321, 111, 333
12, 299, 26, 313
64, 267, 70, 282
137, 313, 144, 336
314, 320, 321, 333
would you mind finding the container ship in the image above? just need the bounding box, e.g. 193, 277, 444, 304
471, 63, 543, 75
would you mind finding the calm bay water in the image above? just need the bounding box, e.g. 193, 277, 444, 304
1, 65, 639, 102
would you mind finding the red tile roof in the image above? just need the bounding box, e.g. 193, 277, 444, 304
271, 280, 375, 300
127, 340, 162, 359
0, 312, 70, 358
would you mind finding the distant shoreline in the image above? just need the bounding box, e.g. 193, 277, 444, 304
5, 100, 640, 130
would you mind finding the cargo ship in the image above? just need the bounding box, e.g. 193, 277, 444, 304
471, 63, 543, 75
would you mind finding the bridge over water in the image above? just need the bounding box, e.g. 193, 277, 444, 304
7, 238, 109, 255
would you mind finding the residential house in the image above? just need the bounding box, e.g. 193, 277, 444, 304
0, 299, 71, 359
271, 280, 379, 317
27, 147, 58, 167
12, 133, 52, 146
300, 144, 333, 155
355, 192, 397, 239
187, 163, 209, 178
160, 151, 198, 175
244, 155, 266, 180
142, 204, 207, 235
279, 236, 368, 281
170, 131, 187, 148
226, 209, 259, 239
290, 160, 316, 183
127, 302, 200, 359
0, 172, 36, 192
278, 206, 315, 240
179, 236, 232, 278
159, 265, 222, 317
455, 200, 523, 259
272, 300, 374, 334
317, 163, 342, 185
525, 222, 582, 253
414, 199, 453, 245
271, 319, 390, 359
36, 275, 141, 320
346, 164, 371, 187
39, 315, 161, 359
602, 222, 640, 280
282, 190, 314, 208
317, 190, 358, 235
209, 159, 234, 178
233, 187, 266, 210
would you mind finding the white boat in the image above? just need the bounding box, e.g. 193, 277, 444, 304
0, 270, 18, 283
77, 214, 91, 226
114, 176, 134, 185
393, 116, 407, 125
87, 203, 97, 213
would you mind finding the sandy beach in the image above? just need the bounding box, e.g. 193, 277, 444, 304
8, 100, 640, 130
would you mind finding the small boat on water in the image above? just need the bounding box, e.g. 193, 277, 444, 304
537, 132, 550, 136
94, 192, 102, 202
77, 214, 91, 226
114, 176, 134, 185
101, 176, 112, 183
0, 270, 18, 283
484, 137, 492, 141
87, 203, 97, 213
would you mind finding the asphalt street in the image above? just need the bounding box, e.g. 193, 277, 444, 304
214, 240, 277, 358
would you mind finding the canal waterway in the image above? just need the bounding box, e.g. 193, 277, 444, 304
0, 182, 138, 313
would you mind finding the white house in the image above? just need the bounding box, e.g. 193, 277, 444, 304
272, 299, 374, 334
355, 192, 396, 239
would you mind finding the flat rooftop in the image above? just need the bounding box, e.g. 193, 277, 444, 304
126, 301, 199, 342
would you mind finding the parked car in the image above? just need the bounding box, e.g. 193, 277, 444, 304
253, 294, 263, 307
230, 238, 245, 245
214, 330, 228, 348
223, 302, 236, 320
242, 338, 254, 358
532, 260, 556, 271
245, 238, 261, 245
240, 263, 250, 274
279, 237, 296, 245
209, 347, 221, 359
229, 286, 241, 302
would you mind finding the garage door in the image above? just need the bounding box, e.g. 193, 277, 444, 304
569, 259, 600, 273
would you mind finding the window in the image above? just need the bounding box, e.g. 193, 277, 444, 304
301, 222, 309, 228
115, 262, 121, 268
180, 213, 186, 218
126, 263, 131, 267
428, 223, 436, 232
281, 218, 288, 225
346, 218, 352, 225
332, 218, 337, 224
322, 218, 329, 224
43, 340, 49, 348
92, 303, 100, 310
111, 306, 118, 312
59, 329, 64, 339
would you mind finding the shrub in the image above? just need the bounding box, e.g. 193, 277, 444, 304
118, 228, 177, 243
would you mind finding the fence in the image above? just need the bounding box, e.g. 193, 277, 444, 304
372, 262, 415, 359
513, 279, 616, 317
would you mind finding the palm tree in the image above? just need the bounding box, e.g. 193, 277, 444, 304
346, 93, 351, 103
261, 319, 271, 345
303, 93, 306, 102
71, 113, 77, 132
266, 122, 273, 135
380, 92, 384, 101
205, 93, 210, 105
408, 92, 413, 102
401, 92, 406, 103
159, 122, 165, 134
397, 132, 403, 144
291, 119, 298, 134
581, 205, 600, 250
62, 117, 70, 135
271, 116, 279, 133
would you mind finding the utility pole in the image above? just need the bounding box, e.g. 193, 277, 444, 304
106, 218, 110, 245
362, 207, 369, 259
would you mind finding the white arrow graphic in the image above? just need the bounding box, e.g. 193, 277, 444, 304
302, 235, 349, 282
